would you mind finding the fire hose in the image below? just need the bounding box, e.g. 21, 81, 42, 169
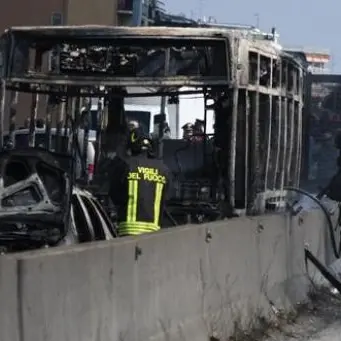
284, 186, 341, 293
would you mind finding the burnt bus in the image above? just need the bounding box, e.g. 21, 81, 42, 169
0, 25, 305, 224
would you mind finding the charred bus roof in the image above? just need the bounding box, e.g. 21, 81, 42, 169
1, 25, 233, 39
0, 25, 306, 94
0, 25, 233, 91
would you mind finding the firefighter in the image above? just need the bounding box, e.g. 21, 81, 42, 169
194, 119, 204, 134
109, 130, 171, 236
182, 122, 194, 140
24, 117, 30, 129
36, 118, 45, 129
193, 119, 205, 142
128, 119, 140, 132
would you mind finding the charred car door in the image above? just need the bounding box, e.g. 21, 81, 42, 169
0, 148, 71, 252
68, 187, 117, 244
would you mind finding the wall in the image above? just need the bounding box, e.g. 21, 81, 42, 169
0, 209, 332, 341
0, 0, 65, 32
67, 0, 118, 25
0, 0, 66, 127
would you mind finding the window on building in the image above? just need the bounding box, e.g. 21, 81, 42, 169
51, 12, 63, 26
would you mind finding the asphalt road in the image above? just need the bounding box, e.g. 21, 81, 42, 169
305, 323, 341, 341
252, 289, 341, 341
268, 321, 341, 341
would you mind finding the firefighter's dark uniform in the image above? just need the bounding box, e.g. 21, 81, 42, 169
109, 134, 171, 236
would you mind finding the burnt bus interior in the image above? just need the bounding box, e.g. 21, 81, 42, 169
0, 26, 305, 228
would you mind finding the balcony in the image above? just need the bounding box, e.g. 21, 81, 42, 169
117, 0, 133, 14
117, 0, 153, 24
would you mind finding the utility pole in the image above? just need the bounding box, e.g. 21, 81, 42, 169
254, 13, 259, 28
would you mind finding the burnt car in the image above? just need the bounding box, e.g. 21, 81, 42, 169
0, 147, 116, 253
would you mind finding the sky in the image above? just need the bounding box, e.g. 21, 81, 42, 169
165, 0, 339, 72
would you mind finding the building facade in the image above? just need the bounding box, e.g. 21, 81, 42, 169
0, 0, 120, 34
285, 47, 331, 74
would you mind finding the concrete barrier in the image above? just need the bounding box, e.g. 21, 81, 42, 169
0, 209, 332, 341
0, 256, 19, 341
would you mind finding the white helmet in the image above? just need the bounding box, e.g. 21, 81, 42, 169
128, 120, 139, 131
